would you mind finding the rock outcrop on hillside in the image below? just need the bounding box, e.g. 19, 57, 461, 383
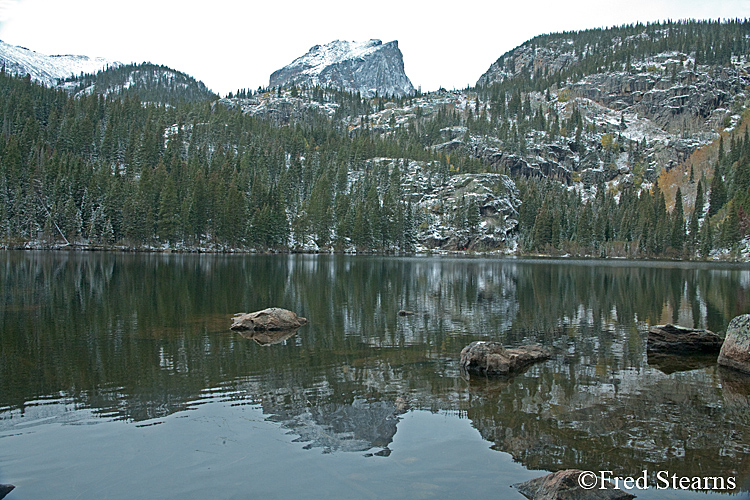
347, 159, 521, 252
413, 172, 520, 250
475, 27, 749, 185
569, 64, 743, 138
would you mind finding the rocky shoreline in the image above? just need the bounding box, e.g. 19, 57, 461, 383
4, 242, 750, 263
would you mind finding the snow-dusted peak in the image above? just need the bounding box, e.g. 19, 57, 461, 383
292, 39, 385, 74
0, 39, 119, 87
270, 39, 414, 97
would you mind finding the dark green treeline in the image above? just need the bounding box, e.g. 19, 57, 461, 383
0, 69, 479, 251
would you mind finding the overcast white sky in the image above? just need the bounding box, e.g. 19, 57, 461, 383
0, 0, 748, 96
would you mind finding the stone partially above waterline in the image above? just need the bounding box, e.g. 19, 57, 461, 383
647, 324, 723, 354
231, 308, 307, 331
460, 341, 551, 377
513, 470, 635, 500
718, 314, 750, 374
0, 485, 15, 500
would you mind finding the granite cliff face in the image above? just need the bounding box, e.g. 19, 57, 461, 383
474, 29, 749, 185
270, 39, 415, 97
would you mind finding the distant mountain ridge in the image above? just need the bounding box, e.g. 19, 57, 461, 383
270, 39, 415, 97
0, 39, 216, 105
0, 39, 117, 86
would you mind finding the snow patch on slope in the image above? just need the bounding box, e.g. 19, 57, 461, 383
288, 40, 385, 77
0, 39, 119, 86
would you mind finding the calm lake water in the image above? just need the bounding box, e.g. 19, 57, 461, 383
1, 251, 750, 499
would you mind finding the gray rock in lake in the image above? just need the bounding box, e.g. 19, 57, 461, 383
231, 308, 307, 331
513, 470, 635, 500
647, 323, 723, 354
460, 341, 550, 377
718, 314, 750, 374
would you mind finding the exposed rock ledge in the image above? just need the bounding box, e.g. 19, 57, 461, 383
460, 341, 550, 377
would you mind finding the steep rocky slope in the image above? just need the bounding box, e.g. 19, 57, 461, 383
473, 23, 750, 186
270, 39, 415, 97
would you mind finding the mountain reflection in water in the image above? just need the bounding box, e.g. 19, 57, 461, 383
1, 251, 750, 492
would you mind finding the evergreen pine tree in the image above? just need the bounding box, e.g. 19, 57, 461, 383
671, 187, 685, 254
695, 180, 704, 218
721, 202, 742, 248
708, 168, 727, 216
157, 176, 180, 244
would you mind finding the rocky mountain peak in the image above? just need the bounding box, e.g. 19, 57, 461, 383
0, 39, 118, 87
270, 39, 415, 98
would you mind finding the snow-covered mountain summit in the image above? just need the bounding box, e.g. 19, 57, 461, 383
0, 39, 118, 87
270, 39, 415, 98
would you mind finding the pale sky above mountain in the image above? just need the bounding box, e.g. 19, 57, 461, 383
0, 0, 748, 96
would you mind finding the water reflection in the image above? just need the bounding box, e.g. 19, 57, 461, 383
467, 356, 750, 482
235, 328, 301, 345
647, 352, 718, 374
1, 252, 750, 483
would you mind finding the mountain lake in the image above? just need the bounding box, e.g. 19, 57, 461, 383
1, 251, 750, 499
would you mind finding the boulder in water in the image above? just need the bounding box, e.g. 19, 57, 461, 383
231, 308, 307, 331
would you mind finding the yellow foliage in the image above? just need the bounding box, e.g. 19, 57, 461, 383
661, 102, 750, 213
657, 166, 687, 212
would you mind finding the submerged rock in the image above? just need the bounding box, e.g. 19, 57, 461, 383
460, 341, 550, 377
718, 314, 750, 374
513, 470, 635, 500
646, 324, 723, 354
0, 485, 14, 500
231, 308, 307, 331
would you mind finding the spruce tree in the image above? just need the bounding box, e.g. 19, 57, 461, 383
721, 202, 742, 249
671, 187, 685, 254
157, 176, 180, 244
708, 168, 727, 216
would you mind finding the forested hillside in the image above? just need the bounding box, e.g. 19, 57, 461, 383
61, 63, 218, 105
1, 19, 750, 259
0, 69, 458, 251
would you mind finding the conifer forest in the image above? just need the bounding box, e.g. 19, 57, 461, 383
2, 19, 750, 259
